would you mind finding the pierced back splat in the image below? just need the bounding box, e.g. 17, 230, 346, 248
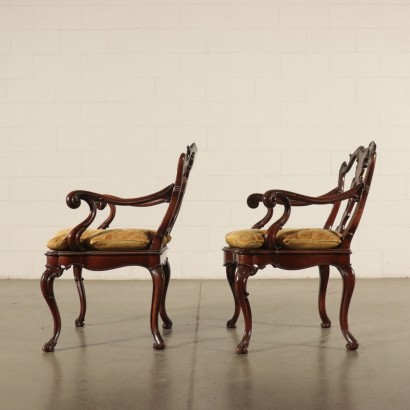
333, 141, 377, 247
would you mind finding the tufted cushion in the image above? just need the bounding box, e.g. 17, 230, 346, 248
47, 228, 171, 251
225, 228, 341, 250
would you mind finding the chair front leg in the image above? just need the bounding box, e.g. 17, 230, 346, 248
40, 264, 64, 352
73, 265, 86, 327
149, 265, 166, 350
160, 259, 173, 329
226, 262, 240, 328
337, 264, 359, 351
235, 263, 254, 354
318, 265, 331, 328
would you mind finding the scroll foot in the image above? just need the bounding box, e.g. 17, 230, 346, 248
153, 340, 166, 350
75, 318, 85, 328
346, 340, 359, 351
42, 339, 57, 353
236, 341, 249, 355
226, 319, 237, 329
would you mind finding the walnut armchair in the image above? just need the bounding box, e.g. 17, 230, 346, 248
41, 143, 197, 352
223, 142, 377, 354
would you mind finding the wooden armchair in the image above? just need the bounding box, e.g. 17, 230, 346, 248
223, 142, 377, 354
41, 143, 197, 352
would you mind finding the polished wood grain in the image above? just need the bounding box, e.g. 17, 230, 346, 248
41, 143, 197, 352
224, 142, 377, 354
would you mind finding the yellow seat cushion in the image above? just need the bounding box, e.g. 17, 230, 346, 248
47, 228, 102, 251
225, 229, 267, 250
225, 228, 341, 250
47, 228, 171, 251
275, 228, 342, 250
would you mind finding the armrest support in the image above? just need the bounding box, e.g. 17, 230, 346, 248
263, 193, 292, 249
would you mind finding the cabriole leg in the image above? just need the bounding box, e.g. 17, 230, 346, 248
40, 264, 63, 352
226, 262, 240, 328
235, 264, 254, 354
149, 265, 166, 350
318, 265, 331, 328
160, 259, 173, 330
337, 264, 359, 351
73, 265, 86, 327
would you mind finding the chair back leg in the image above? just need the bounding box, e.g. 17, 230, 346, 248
73, 265, 86, 327
159, 259, 173, 330
318, 265, 332, 328
149, 265, 166, 350
337, 264, 359, 350
226, 262, 240, 328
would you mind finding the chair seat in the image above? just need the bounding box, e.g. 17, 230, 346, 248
225, 228, 342, 250
47, 228, 171, 251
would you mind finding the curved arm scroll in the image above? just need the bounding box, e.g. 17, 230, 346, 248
247, 193, 263, 209
246, 193, 274, 229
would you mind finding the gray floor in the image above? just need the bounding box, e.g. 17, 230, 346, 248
1, 277, 409, 410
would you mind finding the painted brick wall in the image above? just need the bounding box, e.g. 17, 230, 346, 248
0, 1, 408, 279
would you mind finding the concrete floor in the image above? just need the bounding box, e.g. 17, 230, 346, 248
1, 277, 410, 410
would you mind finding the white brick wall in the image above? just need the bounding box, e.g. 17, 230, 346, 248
0, 1, 409, 280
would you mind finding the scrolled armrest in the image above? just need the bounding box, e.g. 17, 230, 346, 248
67, 183, 174, 209
64, 184, 175, 250
262, 185, 362, 208
259, 185, 363, 249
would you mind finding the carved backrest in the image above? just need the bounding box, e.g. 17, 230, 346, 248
150, 143, 197, 250
329, 141, 377, 247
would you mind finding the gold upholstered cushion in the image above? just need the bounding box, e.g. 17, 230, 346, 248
225, 228, 341, 250
47, 228, 171, 251
47, 228, 102, 251
225, 229, 266, 250
275, 228, 342, 250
